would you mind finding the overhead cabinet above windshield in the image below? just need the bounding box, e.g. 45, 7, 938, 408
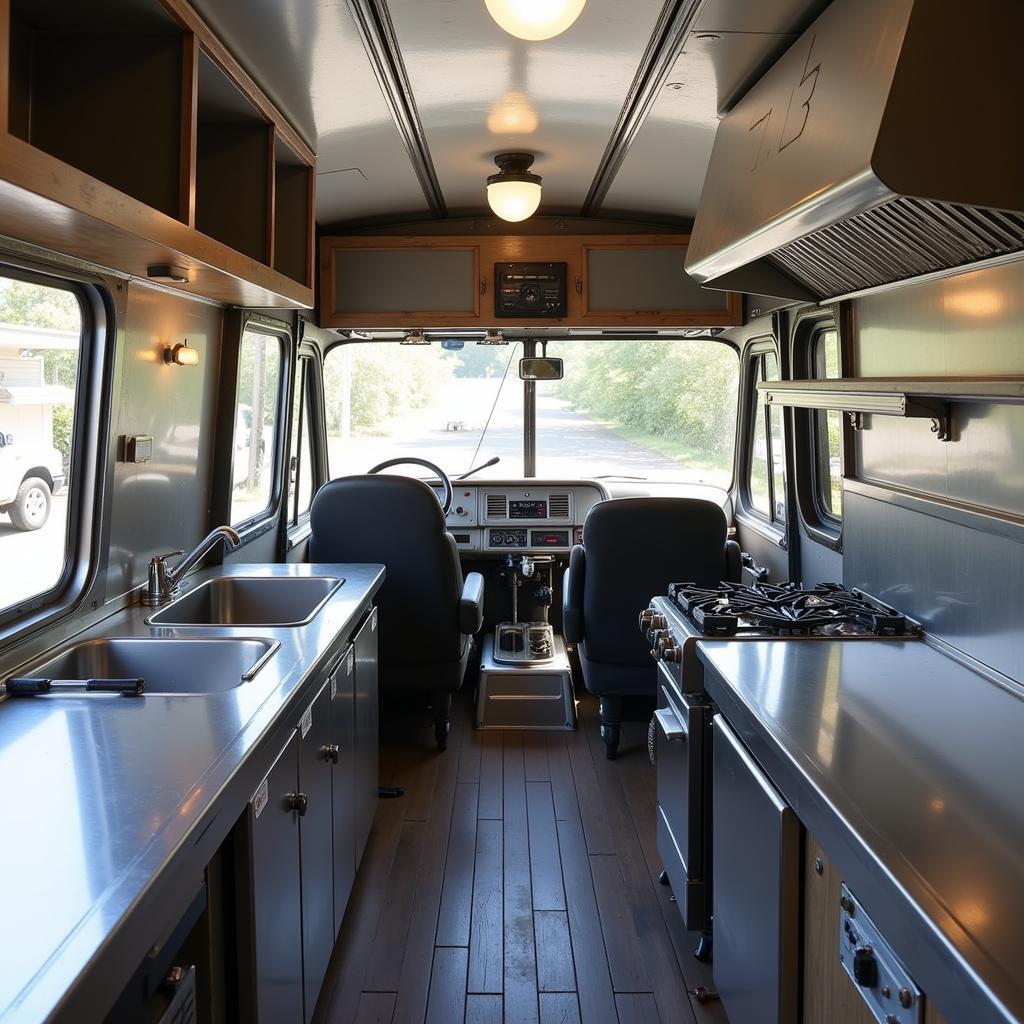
0, 0, 315, 308
320, 234, 741, 329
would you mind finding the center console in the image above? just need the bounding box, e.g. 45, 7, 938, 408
475, 553, 576, 730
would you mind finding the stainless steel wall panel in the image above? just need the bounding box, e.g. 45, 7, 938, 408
843, 489, 1024, 683
105, 286, 222, 602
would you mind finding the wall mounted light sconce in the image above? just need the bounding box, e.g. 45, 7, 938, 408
163, 340, 200, 367
487, 153, 542, 222
147, 264, 192, 284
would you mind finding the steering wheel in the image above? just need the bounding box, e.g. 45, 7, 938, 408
367, 457, 454, 516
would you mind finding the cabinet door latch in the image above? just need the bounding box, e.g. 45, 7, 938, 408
287, 792, 308, 816
321, 744, 340, 765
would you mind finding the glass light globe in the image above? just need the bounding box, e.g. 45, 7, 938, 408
487, 179, 542, 222
484, 0, 586, 41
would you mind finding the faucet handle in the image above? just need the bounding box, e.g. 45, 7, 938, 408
151, 549, 184, 565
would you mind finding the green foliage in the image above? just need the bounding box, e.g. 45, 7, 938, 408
0, 280, 81, 331
52, 405, 73, 459
554, 341, 739, 472
324, 344, 457, 435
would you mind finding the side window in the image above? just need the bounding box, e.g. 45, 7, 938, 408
747, 349, 786, 526
0, 273, 84, 615
230, 329, 284, 527
813, 328, 842, 520
288, 357, 315, 526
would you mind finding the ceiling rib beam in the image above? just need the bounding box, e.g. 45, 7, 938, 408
581, 0, 709, 217
345, 0, 447, 218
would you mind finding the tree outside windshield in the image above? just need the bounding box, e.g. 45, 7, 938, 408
323, 339, 737, 486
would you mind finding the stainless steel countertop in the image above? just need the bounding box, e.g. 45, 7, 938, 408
0, 562, 385, 1024
697, 639, 1024, 1024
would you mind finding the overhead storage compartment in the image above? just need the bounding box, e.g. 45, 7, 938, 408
685, 0, 1024, 301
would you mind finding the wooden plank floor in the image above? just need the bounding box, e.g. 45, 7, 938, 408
314, 692, 728, 1024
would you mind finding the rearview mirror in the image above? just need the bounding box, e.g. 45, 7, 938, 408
519, 357, 563, 381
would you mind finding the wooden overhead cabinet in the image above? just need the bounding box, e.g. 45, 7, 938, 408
0, 0, 315, 308
321, 233, 741, 329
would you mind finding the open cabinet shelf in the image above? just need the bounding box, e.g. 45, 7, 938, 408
0, 0, 315, 308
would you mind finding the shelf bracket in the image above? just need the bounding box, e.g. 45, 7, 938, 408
907, 397, 952, 442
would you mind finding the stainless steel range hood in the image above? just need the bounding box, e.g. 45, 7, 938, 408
684, 0, 1024, 301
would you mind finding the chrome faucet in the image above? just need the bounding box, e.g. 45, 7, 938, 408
146, 525, 241, 605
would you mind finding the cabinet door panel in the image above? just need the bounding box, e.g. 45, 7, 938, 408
354, 607, 379, 863
331, 645, 356, 935
329, 246, 479, 317
297, 680, 335, 1023
248, 732, 303, 1024
712, 715, 799, 1024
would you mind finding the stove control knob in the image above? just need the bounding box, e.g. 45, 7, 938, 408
663, 642, 683, 664
650, 613, 667, 631
639, 608, 656, 630
647, 628, 666, 645
656, 635, 680, 662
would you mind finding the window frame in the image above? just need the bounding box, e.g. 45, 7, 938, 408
739, 339, 787, 535
286, 343, 324, 533
792, 312, 844, 551
226, 317, 290, 538
323, 334, 741, 488
0, 260, 113, 634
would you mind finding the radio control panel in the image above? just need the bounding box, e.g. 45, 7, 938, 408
495, 262, 568, 318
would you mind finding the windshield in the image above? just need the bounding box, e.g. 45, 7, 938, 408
323, 339, 737, 485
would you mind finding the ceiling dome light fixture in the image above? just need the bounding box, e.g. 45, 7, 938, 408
486, 152, 542, 223
484, 0, 586, 40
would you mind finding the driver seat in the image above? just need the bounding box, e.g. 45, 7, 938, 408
309, 474, 484, 749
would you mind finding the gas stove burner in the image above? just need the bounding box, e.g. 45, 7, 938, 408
667, 581, 912, 638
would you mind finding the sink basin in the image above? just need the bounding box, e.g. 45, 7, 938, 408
147, 576, 343, 627
25, 637, 277, 694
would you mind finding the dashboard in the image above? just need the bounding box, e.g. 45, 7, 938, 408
432, 480, 610, 555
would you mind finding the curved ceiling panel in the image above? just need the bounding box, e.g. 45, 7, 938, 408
386, 0, 666, 214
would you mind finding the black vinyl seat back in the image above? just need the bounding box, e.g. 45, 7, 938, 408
309, 475, 465, 669
573, 497, 731, 669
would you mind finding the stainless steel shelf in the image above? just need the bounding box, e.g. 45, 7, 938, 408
758, 377, 1024, 442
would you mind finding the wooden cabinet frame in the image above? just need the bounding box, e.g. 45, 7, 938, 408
320, 232, 742, 329
0, 0, 315, 308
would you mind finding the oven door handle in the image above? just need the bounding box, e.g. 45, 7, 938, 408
655, 706, 688, 743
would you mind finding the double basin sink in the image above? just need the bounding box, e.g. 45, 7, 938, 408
18, 576, 343, 697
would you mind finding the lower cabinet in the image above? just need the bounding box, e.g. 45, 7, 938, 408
353, 607, 379, 862
242, 732, 305, 1024
331, 644, 356, 936
241, 609, 380, 1023
803, 832, 950, 1024
712, 715, 800, 1024
297, 680, 335, 1023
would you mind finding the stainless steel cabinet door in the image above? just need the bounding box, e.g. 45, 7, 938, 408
353, 607, 379, 863
247, 732, 303, 1024
712, 715, 799, 1024
331, 645, 356, 936
297, 680, 334, 1024
655, 679, 708, 930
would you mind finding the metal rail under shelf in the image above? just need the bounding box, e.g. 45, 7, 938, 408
759, 377, 1024, 442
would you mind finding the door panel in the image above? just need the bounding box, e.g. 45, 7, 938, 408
353, 607, 379, 863
297, 680, 334, 1023
331, 645, 356, 934
247, 733, 303, 1024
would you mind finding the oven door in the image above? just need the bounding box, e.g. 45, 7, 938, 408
655, 670, 709, 931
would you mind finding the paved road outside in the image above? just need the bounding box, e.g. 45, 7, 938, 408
329, 377, 723, 483
0, 493, 68, 610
